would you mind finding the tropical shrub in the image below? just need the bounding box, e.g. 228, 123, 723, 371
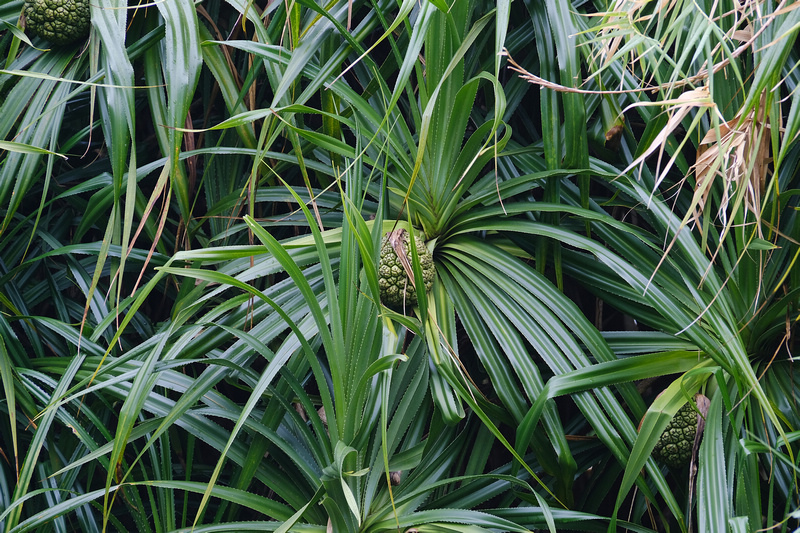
0, 0, 799, 531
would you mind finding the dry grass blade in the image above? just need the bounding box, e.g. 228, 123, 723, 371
621, 87, 717, 193
388, 228, 416, 290
693, 92, 772, 232
504, 49, 650, 95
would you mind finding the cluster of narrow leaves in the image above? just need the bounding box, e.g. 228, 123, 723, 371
1, 0, 800, 531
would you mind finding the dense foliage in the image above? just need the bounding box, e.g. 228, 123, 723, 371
1, 0, 799, 531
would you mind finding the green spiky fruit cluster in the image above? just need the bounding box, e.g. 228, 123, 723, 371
378, 229, 434, 309
24, 0, 90, 45
653, 401, 699, 469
